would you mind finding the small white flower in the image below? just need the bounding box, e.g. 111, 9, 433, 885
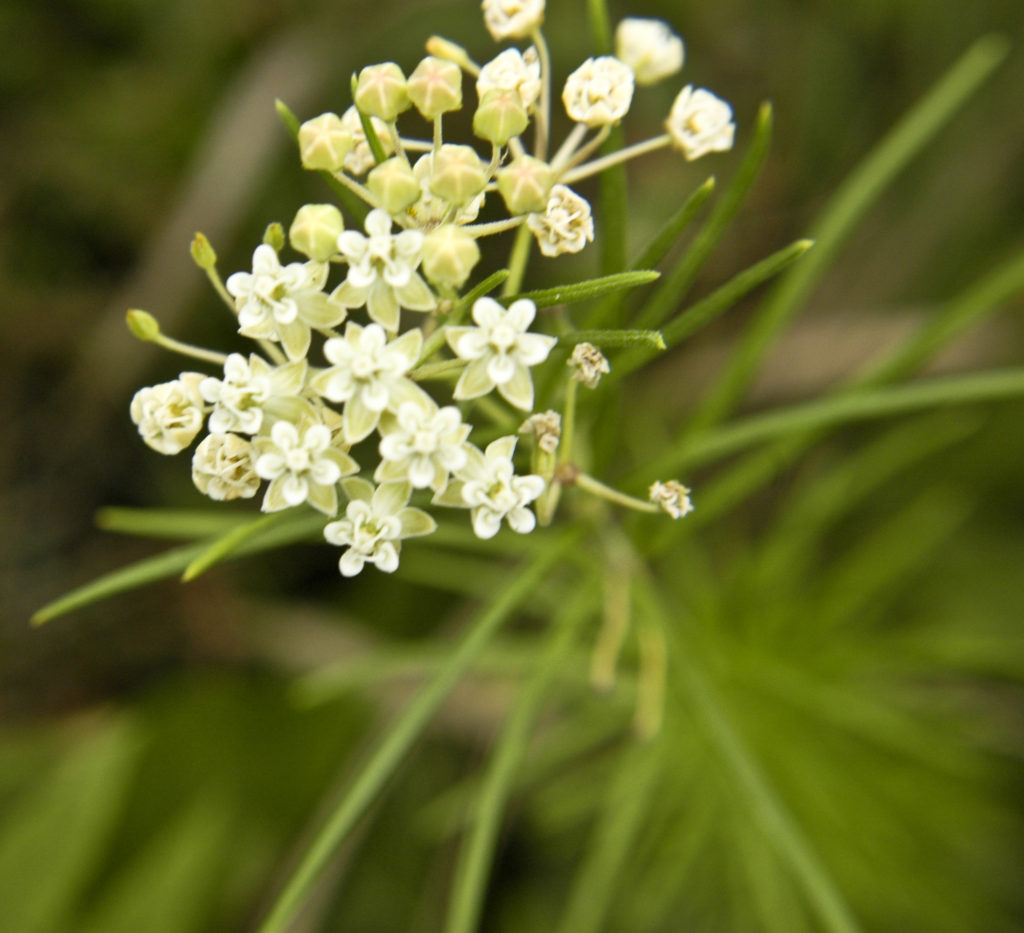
446, 297, 556, 411
519, 410, 561, 454
482, 0, 544, 41
130, 373, 206, 455
333, 208, 437, 331
253, 416, 358, 515
562, 56, 635, 127
569, 342, 610, 389
649, 479, 694, 519
476, 47, 542, 109
309, 322, 428, 444
199, 353, 309, 436
376, 400, 471, 491
527, 184, 594, 257
406, 154, 486, 228
325, 478, 436, 576
666, 86, 735, 160
225, 245, 346, 360
614, 17, 684, 86
339, 105, 395, 176
191, 433, 260, 501
434, 436, 545, 539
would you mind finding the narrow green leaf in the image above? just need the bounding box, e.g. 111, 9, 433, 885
507, 270, 660, 310
0, 720, 138, 933
560, 328, 665, 350
350, 74, 387, 165
32, 512, 326, 624
634, 102, 773, 330
642, 584, 866, 933
96, 507, 252, 540
688, 36, 1010, 432
275, 99, 368, 223
648, 367, 1024, 476
182, 511, 295, 581
444, 588, 592, 933
585, 0, 612, 53
585, 176, 716, 329
255, 528, 581, 933
598, 125, 628, 275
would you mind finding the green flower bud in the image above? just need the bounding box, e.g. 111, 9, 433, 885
407, 56, 463, 119
497, 155, 554, 215
289, 204, 344, 261
424, 36, 474, 71
429, 145, 487, 207
367, 157, 422, 214
126, 309, 161, 342
473, 87, 529, 145
263, 222, 286, 252
354, 63, 411, 122
421, 224, 481, 289
190, 232, 217, 270
298, 112, 355, 171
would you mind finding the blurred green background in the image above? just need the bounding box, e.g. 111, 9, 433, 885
2, 0, 1024, 930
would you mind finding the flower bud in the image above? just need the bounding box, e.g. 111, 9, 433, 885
562, 56, 635, 127
298, 112, 355, 171
289, 204, 345, 261
192, 433, 260, 501
421, 224, 481, 289
190, 232, 216, 269
473, 88, 529, 145
263, 222, 285, 252
362, 158, 419, 214
354, 63, 411, 122
614, 17, 684, 86
429, 144, 488, 207
126, 308, 160, 342
425, 36, 474, 71
496, 155, 554, 215
665, 86, 736, 161
482, 0, 544, 40
407, 56, 463, 119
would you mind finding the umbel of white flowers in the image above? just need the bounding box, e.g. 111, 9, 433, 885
129, 2, 727, 576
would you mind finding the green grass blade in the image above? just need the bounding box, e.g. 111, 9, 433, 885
687, 36, 1010, 432
633, 102, 773, 330
560, 328, 665, 350
647, 367, 1024, 476
506, 270, 660, 309
275, 99, 368, 223
444, 588, 592, 933
95, 507, 253, 540
255, 528, 581, 933
182, 511, 297, 581
585, 0, 612, 53
642, 583, 865, 933
585, 177, 715, 329
32, 511, 327, 624
597, 126, 628, 275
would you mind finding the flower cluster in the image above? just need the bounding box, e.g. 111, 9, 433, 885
129, 4, 723, 576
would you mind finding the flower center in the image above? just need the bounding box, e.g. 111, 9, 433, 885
351, 354, 378, 380
489, 323, 517, 352
286, 448, 311, 472
413, 429, 438, 454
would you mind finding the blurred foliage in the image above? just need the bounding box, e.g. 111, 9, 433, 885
3, 0, 1024, 931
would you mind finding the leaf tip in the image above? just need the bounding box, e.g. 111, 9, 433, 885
796, 238, 815, 253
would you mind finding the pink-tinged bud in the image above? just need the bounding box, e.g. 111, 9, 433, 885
496, 155, 554, 215
407, 56, 463, 119
298, 112, 355, 171
422, 224, 481, 289
473, 88, 529, 145
367, 157, 422, 214
428, 145, 488, 207
354, 63, 411, 122
289, 204, 344, 261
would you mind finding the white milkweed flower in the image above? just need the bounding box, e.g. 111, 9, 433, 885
649, 479, 694, 519
253, 415, 358, 515
569, 342, 610, 388
130, 373, 206, 455
376, 400, 471, 491
666, 86, 736, 160
562, 56, 635, 127
333, 208, 437, 332
519, 410, 561, 453
614, 17, 684, 86
476, 46, 542, 109
225, 244, 346, 360
339, 105, 395, 176
309, 322, 428, 444
482, 0, 544, 41
446, 296, 557, 411
200, 353, 309, 436
434, 436, 545, 539
325, 478, 436, 576
191, 433, 260, 501
527, 184, 594, 257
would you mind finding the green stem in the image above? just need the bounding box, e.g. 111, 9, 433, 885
255, 529, 580, 933
574, 471, 660, 514
532, 28, 552, 159
559, 135, 671, 185
503, 223, 534, 296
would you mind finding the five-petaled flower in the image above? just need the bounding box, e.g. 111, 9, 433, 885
376, 399, 471, 491
325, 478, 436, 575
446, 297, 556, 410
